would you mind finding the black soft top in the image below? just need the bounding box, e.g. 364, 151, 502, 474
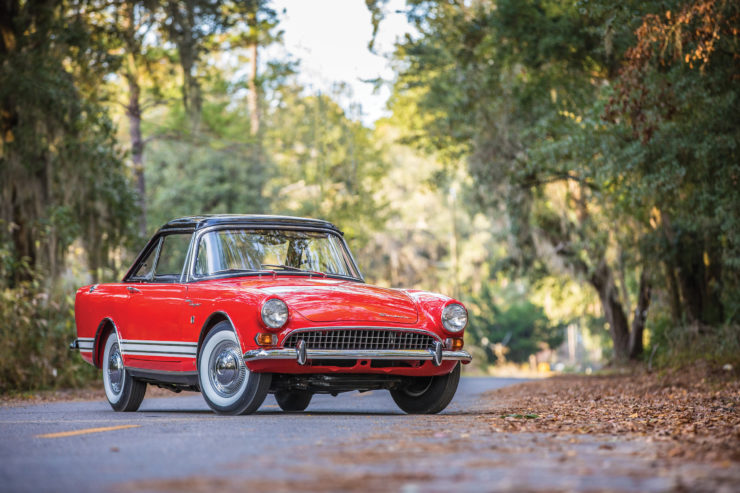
158, 214, 343, 235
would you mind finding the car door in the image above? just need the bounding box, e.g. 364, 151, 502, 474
123, 233, 195, 372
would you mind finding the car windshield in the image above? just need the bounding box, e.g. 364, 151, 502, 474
194, 229, 359, 279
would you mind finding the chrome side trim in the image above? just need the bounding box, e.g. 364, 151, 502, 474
76, 337, 94, 351
120, 339, 198, 359
243, 348, 472, 363
120, 339, 197, 345
123, 352, 196, 359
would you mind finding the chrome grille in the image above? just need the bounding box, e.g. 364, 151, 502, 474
283, 329, 437, 351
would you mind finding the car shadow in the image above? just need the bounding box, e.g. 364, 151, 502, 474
256, 410, 403, 416
136, 408, 495, 417
138, 409, 215, 415
137, 408, 403, 416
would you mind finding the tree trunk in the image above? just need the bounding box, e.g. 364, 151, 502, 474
123, 1, 146, 237
664, 261, 682, 324
589, 261, 631, 362
247, 42, 260, 136
628, 268, 651, 359
702, 236, 724, 324
126, 69, 146, 237
10, 185, 36, 282
181, 44, 202, 130
676, 241, 705, 324
661, 212, 710, 325
168, 0, 201, 130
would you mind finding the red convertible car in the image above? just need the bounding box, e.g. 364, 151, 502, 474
72, 215, 471, 415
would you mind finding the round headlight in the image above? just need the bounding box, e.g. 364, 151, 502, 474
441, 303, 467, 333
261, 298, 288, 329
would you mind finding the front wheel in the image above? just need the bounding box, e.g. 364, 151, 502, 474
198, 322, 271, 415
275, 390, 312, 412
390, 363, 461, 414
102, 331, 146, 412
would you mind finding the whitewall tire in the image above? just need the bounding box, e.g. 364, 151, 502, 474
102, 331, 146, 412
198, 322, 271, 415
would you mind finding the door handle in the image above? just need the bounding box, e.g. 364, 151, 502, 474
127, 286, 141, 293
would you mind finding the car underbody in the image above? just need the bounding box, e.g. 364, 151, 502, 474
128, 363, 455, 396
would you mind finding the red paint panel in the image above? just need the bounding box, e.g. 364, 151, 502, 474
208, 276, 420, 324
122, 283, 190, 370
263, 282, 418, 324
74, 284, 128, 340
124, 283, 188, 341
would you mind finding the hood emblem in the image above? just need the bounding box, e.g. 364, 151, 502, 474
378, 312, 408, 318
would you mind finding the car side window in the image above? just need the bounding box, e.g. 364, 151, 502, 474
154, 234, 191, 281
131, 242, 159, 280
195, 240, 209, 276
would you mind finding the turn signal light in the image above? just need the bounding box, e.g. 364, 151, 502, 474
445, 338, 464, 350
255, 333, 277, 346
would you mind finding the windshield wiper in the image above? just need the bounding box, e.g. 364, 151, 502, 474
212, 268, 260, 274
260, 264, 326, 277
260, 263, 301, 271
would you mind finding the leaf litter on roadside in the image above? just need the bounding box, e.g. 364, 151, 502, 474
483, 363, 740, 463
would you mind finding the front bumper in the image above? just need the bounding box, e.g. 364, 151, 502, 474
243, 340, 472, 367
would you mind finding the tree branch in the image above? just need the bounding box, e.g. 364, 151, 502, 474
520, 172, 599, 190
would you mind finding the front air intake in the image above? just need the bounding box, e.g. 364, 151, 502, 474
283, 329, 437, 351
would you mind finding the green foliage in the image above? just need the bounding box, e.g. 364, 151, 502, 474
144, 91, 270, 232
0, 0, 139, 282
0, 257, 97, 393
649, 321, 740, 370
264, 85, 389, 247
468, 284, 565, 364
391, 0, 740, 363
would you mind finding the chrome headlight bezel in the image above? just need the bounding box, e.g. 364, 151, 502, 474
261, 298, 289, 330
441, 303, 467, 333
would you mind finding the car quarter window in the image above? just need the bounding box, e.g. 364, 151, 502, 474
154, 234, 191, 280
131, 241, 159, 279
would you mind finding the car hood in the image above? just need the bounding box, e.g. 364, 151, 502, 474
256, 280, 419, 324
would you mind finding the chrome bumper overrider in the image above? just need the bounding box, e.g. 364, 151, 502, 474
243, 340, 472, 367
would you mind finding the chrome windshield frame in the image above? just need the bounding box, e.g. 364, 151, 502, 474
184, 225, 365, 283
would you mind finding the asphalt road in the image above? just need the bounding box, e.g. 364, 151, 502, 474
0, 377, 517, 493
1, 377, 736, 493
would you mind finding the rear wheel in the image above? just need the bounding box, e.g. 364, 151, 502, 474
275, 390, 312, 412
390, 363, 461, 414
198, 322, 271, 415
102, 331, 146, 412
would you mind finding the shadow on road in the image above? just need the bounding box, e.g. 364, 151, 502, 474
135, 408, 497, 417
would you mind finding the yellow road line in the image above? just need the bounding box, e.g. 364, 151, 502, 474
36, 424, 140, 439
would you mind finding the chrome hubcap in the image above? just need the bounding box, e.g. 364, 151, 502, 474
107, 344, 124, 395
209, 341, 246, 397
